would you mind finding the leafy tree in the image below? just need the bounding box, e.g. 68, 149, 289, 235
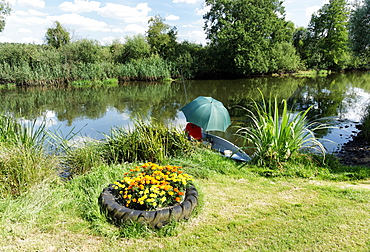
203, 0, 299, 75
122, 34, 151, 63
146, 15, 178, 59
45, 21, 71, 49
349, 0, 370, 60
306, 0, 350, 70
60, 39, 103, 64
292, 27, 311, 66
0, 0, 11, 32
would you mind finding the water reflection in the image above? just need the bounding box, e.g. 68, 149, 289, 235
1, 72, 370, 152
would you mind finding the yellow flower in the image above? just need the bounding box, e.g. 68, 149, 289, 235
168, 191, 174, 196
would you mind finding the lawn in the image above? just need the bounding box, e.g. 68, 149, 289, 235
1, 149, 370, 252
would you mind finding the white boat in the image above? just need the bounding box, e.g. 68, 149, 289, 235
202, 132, 251, 162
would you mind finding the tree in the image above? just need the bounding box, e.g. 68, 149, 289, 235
122, 35, 151, 63
59, 39, 103, 64
349, 0, 370, 59
306, 0, 350, 70
146, 15, 177, 59
203, 0, 299, 75
45, 21, 70, 49
0, 0, 11, 33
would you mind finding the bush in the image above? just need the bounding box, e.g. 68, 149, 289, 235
237, 91, 328, 168
102, 119, 193, 164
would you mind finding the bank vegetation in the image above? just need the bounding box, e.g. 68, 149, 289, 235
1, 0, 370, 85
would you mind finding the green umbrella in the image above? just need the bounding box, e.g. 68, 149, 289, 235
180, 96, 231, 132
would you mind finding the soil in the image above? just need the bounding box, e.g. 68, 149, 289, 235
336, 125, 370, 167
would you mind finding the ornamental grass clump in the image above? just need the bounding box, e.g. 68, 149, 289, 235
237, 91, 328, 168
111, 162, 193, 211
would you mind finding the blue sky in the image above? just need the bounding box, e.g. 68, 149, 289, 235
0, 0, 338, 45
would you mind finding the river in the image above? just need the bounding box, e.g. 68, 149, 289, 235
1, 72, 370, 153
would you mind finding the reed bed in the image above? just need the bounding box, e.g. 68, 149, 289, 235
0, 43, 173, 85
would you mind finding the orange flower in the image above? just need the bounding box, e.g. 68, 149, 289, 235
175, 197, 181, 202
178, 191, 185, 196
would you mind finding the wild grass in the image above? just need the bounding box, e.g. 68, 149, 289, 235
118, 56, 171, 81
0, 114, 58, 196
70, 78, 119, 88
0, 42, 172, 86
1, 111, 370, 250
1, 148, 370, 251
102, 119, 194, 164
237, 91, 329, 168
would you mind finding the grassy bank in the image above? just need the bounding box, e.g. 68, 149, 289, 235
1, 113, 370, 251
1, 149, 370, 251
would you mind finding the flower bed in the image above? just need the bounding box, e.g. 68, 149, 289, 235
99, 162, 198, 228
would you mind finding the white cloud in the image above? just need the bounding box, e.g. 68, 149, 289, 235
101, 36, 124, 45
181, 24, 196, 28
15, 9, 48, 17
195, 5, 211, 16
172, 0, 200, 4
98, 3, 151, 24
305, 5, 321, 17
123, 24, 146, 34
180, 30, 206, 45
166, 14, 180, 21
59, 0, 101, 13
28, 9, 48, 16
18, 28, 32, 33
48, 13, 107, 31
18, 0, 45, 9
21, 36, 43, 44
306, 0, 329, 17
6, 0, 17, 6
0, 36, 17, 43
9, 13, 50, 26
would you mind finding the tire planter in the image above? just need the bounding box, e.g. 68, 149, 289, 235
98, 185, 198, 229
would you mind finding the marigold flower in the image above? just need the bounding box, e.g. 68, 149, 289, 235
175, 197, 181, 202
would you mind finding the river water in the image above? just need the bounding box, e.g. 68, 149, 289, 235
1, 72, 370, 153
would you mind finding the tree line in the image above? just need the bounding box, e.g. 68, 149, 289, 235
0, 0, 370, 85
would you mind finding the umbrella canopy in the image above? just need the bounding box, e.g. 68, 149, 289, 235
180, 96, 231, 132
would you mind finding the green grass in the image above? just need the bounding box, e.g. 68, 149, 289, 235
70, 78, 119, 88
1, 150, 370, 251
0, 115, 58, 196
1, 114, 370, 251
